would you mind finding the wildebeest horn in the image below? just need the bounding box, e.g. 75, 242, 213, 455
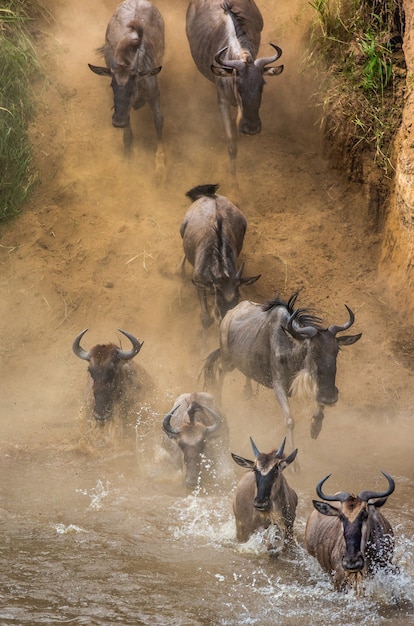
72, 328, 91, 361
316, 474, 351, 503
358, 471, 395, 502
162, 405, 180, 438
286, 310, 318, 339
250, 436, 261, 458
188, 402, 222, 433
328, 304, 355, 335
254, 43, 283, 70
235, 261, 245, 280
116, 329, 143, 360
214, 46, 244, 71
276, 436, 286, 458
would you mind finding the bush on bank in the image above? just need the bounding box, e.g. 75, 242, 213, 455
0, 1, 43, 223
308, 0, 405, 179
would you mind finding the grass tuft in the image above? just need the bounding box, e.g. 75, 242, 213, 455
308, 0, 405, 176
0, 1, 45, 222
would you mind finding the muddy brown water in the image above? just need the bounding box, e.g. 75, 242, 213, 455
0, 0, 413, 624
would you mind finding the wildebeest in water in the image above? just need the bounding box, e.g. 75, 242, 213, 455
231, 436, 298, 551
305, 471, 396, 596
72, 328, 155, 449
204, 290, 362, 454
180, 184, 260, 328
162, 392, 232, 490
186, 0, 284, 183
88, 0, 165, 179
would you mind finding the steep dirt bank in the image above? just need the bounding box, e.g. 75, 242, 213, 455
0, 0, 412, 479
380, 0, 414, 320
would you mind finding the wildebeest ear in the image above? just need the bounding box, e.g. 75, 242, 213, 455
241, 274, 261, 286
88, 63, 112, 76
337, 333, 362, 346
231, 452, 255, 469
263, 64, 284, 77
139, 66, 162, 77
211, 64, 234, 77
280, 448, 298, 469
312, 500, 340, 517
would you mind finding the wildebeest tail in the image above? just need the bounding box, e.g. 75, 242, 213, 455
202, 348, 221, 392
186, 184, 219, 201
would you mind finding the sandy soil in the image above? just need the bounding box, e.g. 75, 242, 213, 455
0, 0, 412, 485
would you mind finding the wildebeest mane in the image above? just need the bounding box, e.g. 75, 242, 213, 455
186, 184, 219, 202
221, 1, 248, 42
262, 290, 324, 330
213, 214, 233, 271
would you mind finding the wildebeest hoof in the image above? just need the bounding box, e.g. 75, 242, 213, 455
310, 417, 323, 439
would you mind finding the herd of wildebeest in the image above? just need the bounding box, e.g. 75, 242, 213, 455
77, 0, 398, 597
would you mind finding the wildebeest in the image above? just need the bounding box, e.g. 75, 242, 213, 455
186, 0, 284, 182
305, 472, 396, 595
162, 391, 230, 489
231, 436, 298, 548
73, 328, 155, 447
180, 184, 260, 328
88, 0, 165, 178
203, 290, 362, 452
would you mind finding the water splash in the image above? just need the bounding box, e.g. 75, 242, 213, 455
77, 479, 111, 510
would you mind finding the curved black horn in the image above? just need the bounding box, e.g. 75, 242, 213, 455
250, 436, 260, 458
214, 46, 244, 70
255, 43, 283, 70
162, 405, 181, 438
358, 471, 395, 502
316, 474, 350, 503
200, 404, 222, 434
235, 261, 245, 280
72, 328, 91, 361
276, 436, 286, 458
328, 304, 355, 335
188, 402, 222, 431
117, 329, 143, 360
287, 310, 318, 340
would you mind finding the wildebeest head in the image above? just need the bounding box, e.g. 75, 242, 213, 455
88, 22, 161, 128
194, 260, 260, 322
312, 472, 395, 577
163, 400, 222, 489
211, 45, 283, 135
231, 436, 298, 512
73, 328, 143, 424
285, 305, 362, 407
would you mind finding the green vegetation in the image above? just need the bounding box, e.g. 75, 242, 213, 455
0, 1, 43, 222
309, 0, 405, 175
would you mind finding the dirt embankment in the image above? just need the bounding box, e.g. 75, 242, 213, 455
0, 0, 412, 477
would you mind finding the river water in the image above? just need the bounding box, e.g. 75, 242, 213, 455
0, 437, 412, 625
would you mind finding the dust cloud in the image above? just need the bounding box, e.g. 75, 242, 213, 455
0, 0, 412, 508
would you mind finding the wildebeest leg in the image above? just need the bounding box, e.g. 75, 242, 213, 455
217, 96, 238, 186
123, 122, 133, 156
243, 377, 253, 399
197, 286, 213, 328
148, 95, 165, 184
178, 254, 187, 276
310, 405, 324, 439
272, 382, 299, 471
